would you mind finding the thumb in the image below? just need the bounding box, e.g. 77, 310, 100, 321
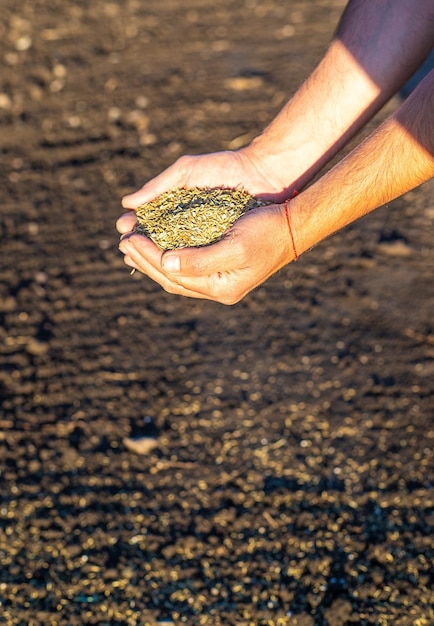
161, 234, 244, 277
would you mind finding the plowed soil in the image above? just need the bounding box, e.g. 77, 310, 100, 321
1, 1, 433, 624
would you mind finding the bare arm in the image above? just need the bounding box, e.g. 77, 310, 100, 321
289, 70, 434, 257
119, 70, 434, 304
120, 0, 434, 211
245, 0, 434, 198
118, 0, 434, 304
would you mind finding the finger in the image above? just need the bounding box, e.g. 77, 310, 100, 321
120, 234, 196, 293
121, 159, 188, 209
122, 234, 253, 303
122, 254, 138, 272
116, 211, 137, 234
119, 233, 162, 268
121, 237, 214, 300
120, 237, 172, 286
159, 203, 279, 277
161, 228, 248, 278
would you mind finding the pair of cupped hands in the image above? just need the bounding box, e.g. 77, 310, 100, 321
117, 149, 297, 305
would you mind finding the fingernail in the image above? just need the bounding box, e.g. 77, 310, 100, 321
162, 254, 180, 273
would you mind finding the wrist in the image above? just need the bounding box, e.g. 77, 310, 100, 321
242, 135, 308, 199
274, 199, 300, 264
283, 199, 299, 261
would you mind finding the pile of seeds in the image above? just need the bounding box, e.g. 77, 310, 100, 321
134, 187, 265, 250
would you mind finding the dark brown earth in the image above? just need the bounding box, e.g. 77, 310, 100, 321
1, 1, 433, 624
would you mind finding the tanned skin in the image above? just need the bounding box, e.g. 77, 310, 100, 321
118, 0, 434, 304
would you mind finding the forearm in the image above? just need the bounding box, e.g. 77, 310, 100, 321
245, 0, 434, 195
288, 70, 434, 255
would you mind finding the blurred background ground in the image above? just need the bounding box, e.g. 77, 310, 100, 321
0, 0, 433, 624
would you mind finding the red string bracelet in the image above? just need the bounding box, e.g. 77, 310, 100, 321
284, 190, 298, 261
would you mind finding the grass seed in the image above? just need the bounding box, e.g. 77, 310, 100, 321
134, 187, 266, 250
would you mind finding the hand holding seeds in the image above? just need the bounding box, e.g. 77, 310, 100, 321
117, 147, 300, 304
118, 192, 297, 305
116, 147, 301, 304
119, 149, 291, 216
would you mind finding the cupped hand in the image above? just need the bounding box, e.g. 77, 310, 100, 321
116, 147, 292, 252
118, 203, 296, 305
120, 147, 289, 212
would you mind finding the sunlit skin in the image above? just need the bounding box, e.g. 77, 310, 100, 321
118, 0, 434, 304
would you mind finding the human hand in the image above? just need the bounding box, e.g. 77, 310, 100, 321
117, 148, 290, 235
123, 148, 289, 207
118, 203, 296, 305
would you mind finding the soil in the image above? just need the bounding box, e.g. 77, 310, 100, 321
0, 1, 433, 625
